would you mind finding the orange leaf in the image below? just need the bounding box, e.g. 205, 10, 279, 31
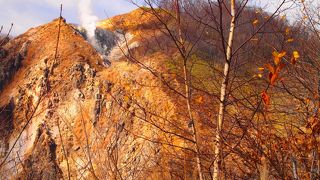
124, 96, 130, 102
265, 64, 275, 74
291, 51, 300, 64
285, 28, 290, 35
293, 51, 300, 59
272, 51, 286, 57
196, 96, 204, 104
254, 74, 263, 78
261, 91, 270, 105
286, 38, 294, 43
252, 19, 259, 26
278, 51, 287, 58
270, 73, 278, 85
274, 57, 281, 65
269, 63, 285, 85
272, 51, 279, 57
272, 51, 286, 65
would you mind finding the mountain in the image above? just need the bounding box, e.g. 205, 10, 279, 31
0, 9, 194, 179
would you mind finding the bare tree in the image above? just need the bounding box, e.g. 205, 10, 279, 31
212, 0, 236, 179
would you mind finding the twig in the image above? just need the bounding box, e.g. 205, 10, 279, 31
78, 100, 99, 179
0, 23, 13, 46
0, 94, 44, 168
56, 118, 71, 180
51, 4, 63, 74
16, 152, 27, 176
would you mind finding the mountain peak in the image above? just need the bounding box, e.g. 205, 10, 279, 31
0, 17, 104, 105
97, 7, 162, 32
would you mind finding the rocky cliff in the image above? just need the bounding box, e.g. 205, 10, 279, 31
0, 9, 197, 179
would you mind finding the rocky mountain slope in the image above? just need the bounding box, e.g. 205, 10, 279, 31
0, 9, 194, 179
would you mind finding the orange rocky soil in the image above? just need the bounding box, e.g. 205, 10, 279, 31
0, 9, 198, 179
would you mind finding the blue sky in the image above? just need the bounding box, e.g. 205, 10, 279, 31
0, 0, 298, 36
0, 0, 138, 35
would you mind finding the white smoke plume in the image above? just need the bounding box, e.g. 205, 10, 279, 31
78, 0, 99, 48
78, 0, 113, 67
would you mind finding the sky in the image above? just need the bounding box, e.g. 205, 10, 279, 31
0, 0, 299, 36
0, 0, 138, 35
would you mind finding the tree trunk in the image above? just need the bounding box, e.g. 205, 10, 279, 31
212, 0, 236, 179
259, 156, 269, 180
183, 61, 203, 180
175, 0, 204, 179
291, 156, 298, 180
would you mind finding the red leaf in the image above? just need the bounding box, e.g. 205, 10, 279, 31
270, 73, 278, 85
265, 63, 275, 74
261, 91, 270, 105
278, 63, 286, 70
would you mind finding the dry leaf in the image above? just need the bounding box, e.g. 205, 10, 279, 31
196, 96, 204, 104
265, 63, 275, 74
291, 51, 300, 64
272, 51, 286, 65
285, 28, 290, 35
293, 51, 300, 59
124, 96, 130, 102
270, 72, 278, 85
286, 38, 294, 43
261, 91, 270, 105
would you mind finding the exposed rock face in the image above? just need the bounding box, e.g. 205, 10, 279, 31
0, 41, 30, 91
0, 10, 197, 179
0, 98, 14, 158
19, 123, 62, 180
0, 18, 109, 178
